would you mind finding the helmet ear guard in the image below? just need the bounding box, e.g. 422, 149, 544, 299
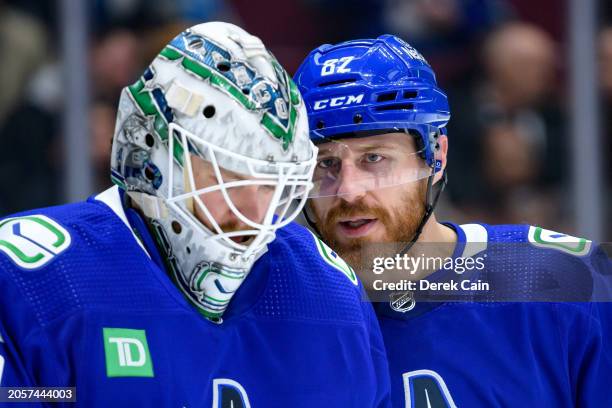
408, 127, 441, 165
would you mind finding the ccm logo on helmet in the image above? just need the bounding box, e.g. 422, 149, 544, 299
313, 94, 364, 110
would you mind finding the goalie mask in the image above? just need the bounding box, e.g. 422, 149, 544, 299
110, 22, 316, 321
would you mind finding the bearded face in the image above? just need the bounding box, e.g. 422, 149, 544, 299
308, 132, 431, 274
310, 180, 427, 269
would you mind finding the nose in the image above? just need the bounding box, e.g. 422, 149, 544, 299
335, 163, 367, 203
229, 184, 274, 224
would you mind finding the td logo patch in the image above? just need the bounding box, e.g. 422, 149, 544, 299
0, 215, 71, 269
103, 328, 154, 377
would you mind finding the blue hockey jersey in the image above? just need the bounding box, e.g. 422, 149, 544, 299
0, 187, 391, 407
376, 222, 612, 407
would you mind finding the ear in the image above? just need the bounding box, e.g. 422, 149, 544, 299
433, 134, 448, 184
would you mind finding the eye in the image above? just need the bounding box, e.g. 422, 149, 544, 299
364, 153, 384, 163
317, 157, 339, 169
222, 175, 241, 183
260, 185, 275, 193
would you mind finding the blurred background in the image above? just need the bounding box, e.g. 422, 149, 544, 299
0, 0, 609, 241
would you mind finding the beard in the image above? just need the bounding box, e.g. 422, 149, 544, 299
312, 180, 427, 275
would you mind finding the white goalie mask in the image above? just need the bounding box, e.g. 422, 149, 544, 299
110, 22, 316, 321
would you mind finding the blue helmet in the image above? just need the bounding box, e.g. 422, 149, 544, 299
294, 34, 450, 166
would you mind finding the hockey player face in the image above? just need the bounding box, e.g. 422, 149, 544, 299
190, 155, 275, 244
309, 133, 428, 267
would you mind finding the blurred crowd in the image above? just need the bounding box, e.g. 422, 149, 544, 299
0, 0, 609, 239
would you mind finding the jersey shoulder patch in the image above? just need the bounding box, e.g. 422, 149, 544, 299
0, 199, 181, 328
274, 222, 358, 286
527, 226, 592, 257
308, 230, 358, 286
0, 214, 71, 270
478, 224, 607, 302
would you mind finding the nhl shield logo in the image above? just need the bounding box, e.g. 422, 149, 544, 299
390, 292, 415, 313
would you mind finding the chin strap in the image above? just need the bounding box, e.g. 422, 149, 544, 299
392, 167, 446, 311
398, 167, 447, 255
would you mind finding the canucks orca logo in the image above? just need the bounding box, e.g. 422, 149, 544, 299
0, 215, 71, 270
189, 261, 246, 316
309, 230, 358, 285
149, 221, 245, 321
213, 378, 251, 408
528, 226, 592, 256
